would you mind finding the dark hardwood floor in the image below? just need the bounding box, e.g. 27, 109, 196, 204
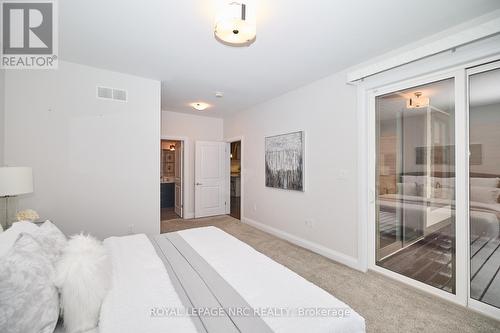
379, 224, 500, 308
379, 224, 455, 293
230, 196, 240, 220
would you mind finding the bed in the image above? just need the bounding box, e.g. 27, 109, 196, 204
1, 221, 365, 333
378, 173, 500, 240
378, 193, 500, 238
98, 226, 365, 333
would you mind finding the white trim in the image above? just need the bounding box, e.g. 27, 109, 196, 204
465, 60, 500, 317
184, 212, 195, 219
370, 265, 464, 305
161, 135, 189, 220
366, 88, 377, 271
468, 298, 500, 321
225, 136, 244, 220
356, 85, 368, 272
347, 12, 500, 82
454, 68, 468, 305
242, 217, 363, 271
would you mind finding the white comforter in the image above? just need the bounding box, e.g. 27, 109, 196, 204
99, 234, 198, 333
177, 227, 365, 333
99, 228, 365, 333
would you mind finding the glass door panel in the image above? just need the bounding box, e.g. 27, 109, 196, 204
469, 67, 500, 309
375, 78, 456, 293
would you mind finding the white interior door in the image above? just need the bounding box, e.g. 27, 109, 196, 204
195, 141, 229, 218
174, 141, 183, 217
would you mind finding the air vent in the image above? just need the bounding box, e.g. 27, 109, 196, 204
97, 86, 112, 99
96, 86, 127, 102
112, 88, 127, 101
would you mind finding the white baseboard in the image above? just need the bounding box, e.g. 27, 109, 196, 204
242, 216, 364, 272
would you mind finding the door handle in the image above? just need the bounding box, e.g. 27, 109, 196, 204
196, 182, 203, 186
369, 189, 375, 203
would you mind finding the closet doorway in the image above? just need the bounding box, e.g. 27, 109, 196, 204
229, 140, 241, 220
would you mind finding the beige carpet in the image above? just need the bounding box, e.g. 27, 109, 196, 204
161, 215, 500, 333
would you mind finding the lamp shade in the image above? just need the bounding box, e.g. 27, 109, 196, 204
0, 167, 34, 196
214, 1, 256, 46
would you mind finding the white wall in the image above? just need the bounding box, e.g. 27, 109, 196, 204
224, 69, 361, 269
161, 111, 224, 218
4, 61, 161, 239
470, 102, 500, 174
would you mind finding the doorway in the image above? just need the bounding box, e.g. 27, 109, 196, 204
367, 59, 500, 318
160, 139, 183, 221
194, 141, 228, 218
229, 141, 241, 220
375, 78, 456, 293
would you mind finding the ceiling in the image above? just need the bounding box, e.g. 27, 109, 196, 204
59, 0, 500, 118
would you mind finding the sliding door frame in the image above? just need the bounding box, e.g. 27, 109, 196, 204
466, 60, 500, 319
362, 54, 500, 316
366, 68, 467, 306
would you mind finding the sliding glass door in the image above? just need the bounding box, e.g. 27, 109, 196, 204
469, 65, 500, 310
375, 78, 457, 293
370, 59, 500, 317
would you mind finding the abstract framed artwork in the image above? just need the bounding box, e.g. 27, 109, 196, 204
265, 131, 304, 191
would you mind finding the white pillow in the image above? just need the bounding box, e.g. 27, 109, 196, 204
470, 177, 499, 188
0, 233, 60, 333
470, 186, 500, 204
401, 175, 416, 184
433, 187, 454, 200
0, 221, 40, 257
36, 220, 67, 265
416, 183, 429, 197
397, 182, 417, 196
0, 221, 67, 264
55, 234, 111, 333
431, 177, 455, 189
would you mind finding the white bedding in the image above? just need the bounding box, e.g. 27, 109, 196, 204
98, 229, 365, 333
378, 194, 499, 237
99, 234, 198, 333
177, 227, 365, 333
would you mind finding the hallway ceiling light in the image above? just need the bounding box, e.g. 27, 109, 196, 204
214, 1, 256, 46
406, 92, 430, 109
190, 102, 210, 111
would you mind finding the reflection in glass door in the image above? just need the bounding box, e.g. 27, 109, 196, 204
375, 78, 457, 293
469, 67, 500, 309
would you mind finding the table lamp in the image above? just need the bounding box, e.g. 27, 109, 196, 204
0, 167, 34, 229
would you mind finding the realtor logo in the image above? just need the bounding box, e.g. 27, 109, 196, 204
1, 0, 58, 69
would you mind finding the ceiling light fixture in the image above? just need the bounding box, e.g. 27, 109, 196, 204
214, 1, 256, 46
190, 102, 210, 111
406, 92, 429, 109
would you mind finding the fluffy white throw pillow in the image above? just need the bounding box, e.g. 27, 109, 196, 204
55, 234, 111, 333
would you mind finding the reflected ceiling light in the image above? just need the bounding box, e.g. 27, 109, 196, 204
214, 1, 256, 46
406, 92, 429, 109
169, 145, 175, 151
190, 102, 210, 111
